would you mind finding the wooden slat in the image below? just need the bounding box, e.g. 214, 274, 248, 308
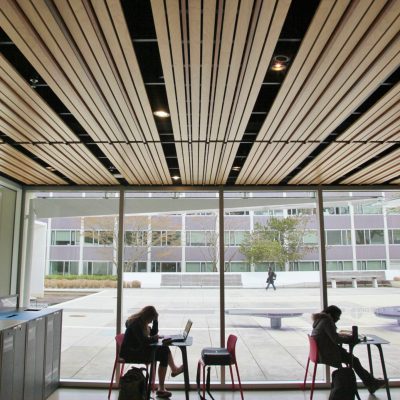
217, 0, 290, 183
237, 0, 400, 185
342, 148, 400, 184
0, 144, 67, 185
151, 0, 188, 184
289, 143, 393, 184
22, 143, 119, 185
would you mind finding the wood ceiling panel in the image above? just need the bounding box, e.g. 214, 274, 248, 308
290, 85, 400, 184
289, 143, 393, 185
237, 0, 400, 185
0, 144, 67, 184
0, 0, 171, 185
22, 143, 118, 185
342, 148, 400, 184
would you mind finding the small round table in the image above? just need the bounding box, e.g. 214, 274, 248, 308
374, 306, 400, 325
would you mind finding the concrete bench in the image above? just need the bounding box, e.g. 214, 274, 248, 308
327, 271, 386, 289
161, 273, 243, 287
374, 306, 400, 325
225, 308, 303, 329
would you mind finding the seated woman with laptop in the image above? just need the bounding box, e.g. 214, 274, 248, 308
120, 305, 183, 398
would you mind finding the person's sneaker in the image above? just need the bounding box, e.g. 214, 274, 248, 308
368, 378, 385, 394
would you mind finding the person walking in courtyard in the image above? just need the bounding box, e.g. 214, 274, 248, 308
265, 267, 277, 290
311, 305, 385, 394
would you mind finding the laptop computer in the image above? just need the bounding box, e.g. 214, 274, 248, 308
163, 319, 193, 342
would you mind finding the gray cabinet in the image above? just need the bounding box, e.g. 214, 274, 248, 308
24, 317, 45, 400
0, 310, 62, 400
0, 323, 26, 400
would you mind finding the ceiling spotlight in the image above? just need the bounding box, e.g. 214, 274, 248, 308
29, 78, 39, 88
271, 55, 290, 71
113, 173, 123, 179
153, 110, 170, 118
232, 166, 241, 171
45, 166, 56, 172
172, 175, 180, 181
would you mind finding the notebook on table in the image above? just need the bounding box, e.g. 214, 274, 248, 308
163, 319, 193, 343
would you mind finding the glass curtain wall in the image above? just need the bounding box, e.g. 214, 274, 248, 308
324, 191, 400, 381
122, 191, 220, 384
24, 191, 119, 381
21, 188, 400, 386
0, 184, 17, 296
223, 191, 323, 382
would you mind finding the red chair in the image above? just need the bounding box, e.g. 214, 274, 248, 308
108, 333, 155, 399
196, 334, 244, 400
302, 334, 319, 399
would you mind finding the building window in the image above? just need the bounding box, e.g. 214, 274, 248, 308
357, 260, 386, 270
125, 231, 148, 246
287, 208, 315, 216
186, 231, 214, 246
254, 209, 284, 216
323, 206, 350, 215
327, 261, 353, 271
356, 229, 384, 245
326, 230, 352, 245
124, 261, 147, 272
152, 231, 181, 246
186, 262, 214, 272
389, 229, 400, 244
225, 211, 250, 215
83, 230, 114, 246
151, 262, 181, 272
83, 261, 114, 275
51, 230, 80, 245
289, 261, 319, 271
354, 204, 383, 214
224, 231, 247, 246
49, 261, 79, 275
303, 230, 319, 245
254, 262, 278, 272
225, 262, 250, 272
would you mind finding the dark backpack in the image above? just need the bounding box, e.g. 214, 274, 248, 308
329, 367, 357, 400
118, 367, 148, 400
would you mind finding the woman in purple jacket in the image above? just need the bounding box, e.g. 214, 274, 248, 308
120, 306, 183, 398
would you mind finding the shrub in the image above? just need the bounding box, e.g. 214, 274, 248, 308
394, 276, 400, 281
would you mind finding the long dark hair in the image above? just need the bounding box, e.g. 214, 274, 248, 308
126, 306, 158, 333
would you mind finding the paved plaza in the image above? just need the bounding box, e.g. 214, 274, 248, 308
52, 287, 400, 384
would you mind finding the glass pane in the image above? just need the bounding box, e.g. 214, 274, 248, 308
24, 190, 119, 381
123, 191, 219, 386
224, 191, 322, 383
325, 190, 400, 381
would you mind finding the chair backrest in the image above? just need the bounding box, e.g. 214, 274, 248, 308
226, 334, 238, 363
115, 333, 125, 357
308, 334, 319, 363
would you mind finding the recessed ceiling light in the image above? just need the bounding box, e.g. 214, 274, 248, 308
113, 174, 123, 178
271, 55, 290, 71
232, 166, 241, 171
172, 175, 180, 180
45, 166, 56, 172
153, 110, 170, 118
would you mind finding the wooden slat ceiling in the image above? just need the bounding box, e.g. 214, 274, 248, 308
0, 0, 399, 187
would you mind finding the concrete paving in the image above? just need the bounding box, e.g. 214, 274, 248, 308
52, 287, 400, 384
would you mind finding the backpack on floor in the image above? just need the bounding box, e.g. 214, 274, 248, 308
329, 367, 357, 400
118, 367, 148, 400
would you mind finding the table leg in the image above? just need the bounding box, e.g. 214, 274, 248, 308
376, 344, 391, 400
367, 344, 373, 375
179, 346, 190, 400
147, 349, 156, 400
270, 318, 281, 329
